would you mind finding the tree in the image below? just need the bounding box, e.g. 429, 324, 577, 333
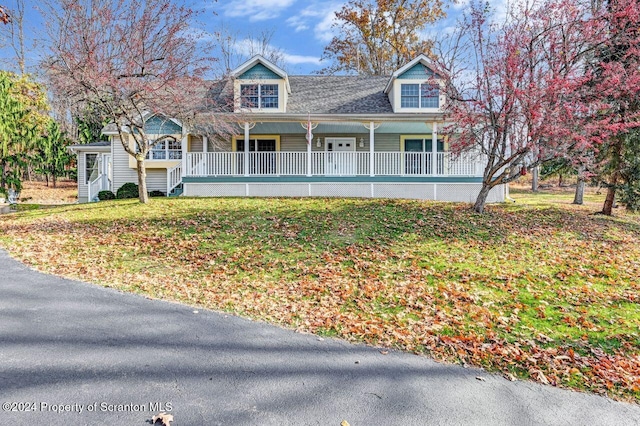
32, 120, 73, 188
0, 71, 49, 197
0, 6, 9, 24
44, 0, 216, 203
321, 0, 446, 75
586, 0, 640, 215
436, 0, 601, 213
213, 27, 286, 77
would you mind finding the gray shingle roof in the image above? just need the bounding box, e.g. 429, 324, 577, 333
203, 75, 393, 115
286, 75, 392, 114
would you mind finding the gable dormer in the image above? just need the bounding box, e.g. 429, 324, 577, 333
231, 55, 291, 113
384, 54, 444, 113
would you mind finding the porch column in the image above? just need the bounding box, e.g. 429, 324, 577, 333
202, 135, 208, 176
431, 122, 438, 176
307, 137, 312, 177
369, 121, 375, 177
181, 133, 188, 177
244, 122, 250, 177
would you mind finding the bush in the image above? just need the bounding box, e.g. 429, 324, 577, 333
116, 182, 139, 199
149, 190, 165, 197
97, 190, 116, 201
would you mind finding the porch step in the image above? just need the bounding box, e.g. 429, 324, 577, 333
168, 183, 183, 197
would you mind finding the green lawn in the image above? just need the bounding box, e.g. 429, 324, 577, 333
1, 188, 639, 402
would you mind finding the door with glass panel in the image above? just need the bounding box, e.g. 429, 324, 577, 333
325, 138, 355, 175
236, 139, 277, 175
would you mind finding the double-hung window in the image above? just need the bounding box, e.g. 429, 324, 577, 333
401, 83, 439, 108
240, 84, 279, 109
148, 138, 182, 160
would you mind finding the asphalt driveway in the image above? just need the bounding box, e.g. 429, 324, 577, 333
1, 249, 638, 425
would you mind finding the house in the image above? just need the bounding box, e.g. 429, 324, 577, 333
70, 55, 505, 203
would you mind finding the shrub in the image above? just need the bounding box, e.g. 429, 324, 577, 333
149, 190, 165, 197
116, 182, 139, 199
97, 190, 116, 201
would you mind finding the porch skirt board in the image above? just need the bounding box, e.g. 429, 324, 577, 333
182, 182, 505, 203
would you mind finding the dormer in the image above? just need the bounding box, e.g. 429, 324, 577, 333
384, 54, 445, 113
231, 55, 291, 113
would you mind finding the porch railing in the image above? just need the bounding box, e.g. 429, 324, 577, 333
167, 163, 182, 195
88, 176, 102, 202
185, 152, 483, 177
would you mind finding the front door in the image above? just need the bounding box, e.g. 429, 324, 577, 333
404, 139, 424, 174
236, 139, 277, 174
326, 137, 355, 175
101, 153, 112, 191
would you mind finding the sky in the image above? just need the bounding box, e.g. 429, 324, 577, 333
0, 0, 483, 77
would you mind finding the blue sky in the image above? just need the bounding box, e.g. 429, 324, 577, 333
0, 0, 480, 76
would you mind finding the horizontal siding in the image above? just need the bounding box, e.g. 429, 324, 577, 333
111, 136, 139, 193
190, 135, 203, 152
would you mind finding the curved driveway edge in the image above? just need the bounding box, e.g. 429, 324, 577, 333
0, 249, 638, 425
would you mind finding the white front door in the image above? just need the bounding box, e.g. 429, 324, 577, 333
101, 153, 112, 191
325, 137, 356, 175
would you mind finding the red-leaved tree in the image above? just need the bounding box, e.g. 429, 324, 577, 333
44, 0, 219, 203
435, 0, 604, 213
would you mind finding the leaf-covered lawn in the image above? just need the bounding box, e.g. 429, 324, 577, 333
1, 191, 639, 402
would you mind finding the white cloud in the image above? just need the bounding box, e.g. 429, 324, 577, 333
222, 0, 297, 22
282, 53, 322, 66
285, 1, 344, 43
233, 38, 321, 66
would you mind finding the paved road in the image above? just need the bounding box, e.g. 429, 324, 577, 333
1, 250, 639, 425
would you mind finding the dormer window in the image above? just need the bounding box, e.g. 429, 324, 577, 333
241, 84, 279, 109
401, 83, 439, 109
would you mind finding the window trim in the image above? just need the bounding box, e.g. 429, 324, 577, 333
240, 83, 279, 109
85, 153, 98, 184
146, 137, 182, 161
399, 82, 440, 109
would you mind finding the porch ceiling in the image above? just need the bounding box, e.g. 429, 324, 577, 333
249, 121, 434, 134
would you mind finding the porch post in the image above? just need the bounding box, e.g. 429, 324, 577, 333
244, 122, 250, 177
202, 135, 208, 176
181, 133, 188, 177
369, 121, 375, 177
307, 136, 312, 177
431, 122, 438, 176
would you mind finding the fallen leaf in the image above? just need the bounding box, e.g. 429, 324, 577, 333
152, 412, 174, 426
341, 421, 351, 426
476, 376, 486, 382
379, 350, 389, 355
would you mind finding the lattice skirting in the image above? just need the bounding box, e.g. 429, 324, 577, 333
183, 182, 505, 203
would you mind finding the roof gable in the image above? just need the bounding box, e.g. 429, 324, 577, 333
397, 63, 435, 79
231, 55, 291, 93
238, 63, 281, 80
384, 54, 439, 93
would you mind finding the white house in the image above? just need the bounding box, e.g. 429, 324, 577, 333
70, 55, 504, 203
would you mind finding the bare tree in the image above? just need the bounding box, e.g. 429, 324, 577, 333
212, 27, 286, 77
44, 0, 232, 203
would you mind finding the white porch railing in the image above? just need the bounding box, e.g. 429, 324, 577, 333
185, 152, 484, 177
167, 163, 182, 195
88, 176, 103, 202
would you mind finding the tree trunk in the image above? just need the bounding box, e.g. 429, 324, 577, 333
136, 155, 149, 204
573, 178, 585, 204
532, 166, 539, 192
53, 173, 57, 189
602, 176, 617, 215
558, 173, 564, 187
602, 136, 624, 215
473, 184, 492, 214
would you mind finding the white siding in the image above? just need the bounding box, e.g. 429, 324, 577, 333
77, 153, 88, 202
111, 136, 167, 194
